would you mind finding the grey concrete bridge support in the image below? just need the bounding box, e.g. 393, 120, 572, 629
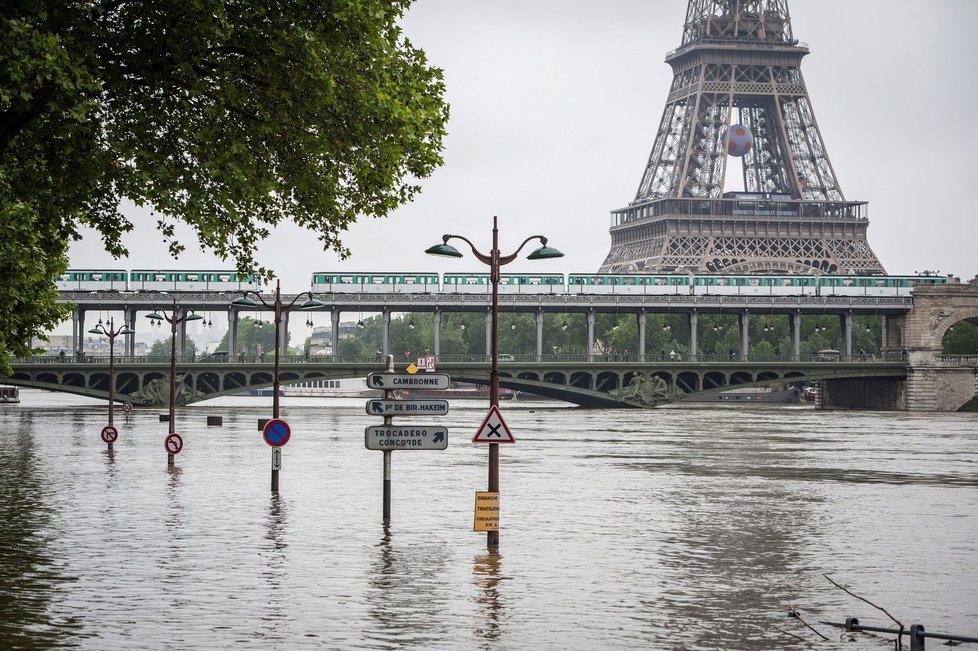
382, 310, 391, 356
688, 311, 698, 358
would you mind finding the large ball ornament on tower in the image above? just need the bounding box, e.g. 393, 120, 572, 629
722, 124, 754, 157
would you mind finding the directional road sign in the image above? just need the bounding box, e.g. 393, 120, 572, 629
365, 399, 450, 417
364, 425, 448, 451
100, 425, 119, 444
472, 405, 515, 444
164, 432, 184, 455
262, 418, 291, 447
366, 373, 451, 391
271, 447, 282, 471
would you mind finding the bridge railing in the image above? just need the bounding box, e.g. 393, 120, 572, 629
936, 355, 978, 367
14, 352, 908, 366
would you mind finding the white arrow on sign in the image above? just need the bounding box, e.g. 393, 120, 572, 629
365, 399, 450, 416
366, 373, 451, 390
364, 426, 448, 451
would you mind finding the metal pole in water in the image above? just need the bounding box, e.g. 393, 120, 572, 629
382, 354, 394, 523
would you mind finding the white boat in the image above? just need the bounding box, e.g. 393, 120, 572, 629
1, 386, 20, 404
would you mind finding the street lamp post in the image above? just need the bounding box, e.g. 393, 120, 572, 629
146, 301, 203, 467
427, 216, 563, 549
232, 280, 322, 491
88, 316, 135, 450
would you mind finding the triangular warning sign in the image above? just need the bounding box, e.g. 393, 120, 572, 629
472, 405, 515, 444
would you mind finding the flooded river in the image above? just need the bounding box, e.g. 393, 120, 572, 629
1, 390, 976, 649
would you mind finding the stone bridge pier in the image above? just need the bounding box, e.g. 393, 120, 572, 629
877, 278, 978, 411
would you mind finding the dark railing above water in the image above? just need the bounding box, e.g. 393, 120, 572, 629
15, 353, 910, 366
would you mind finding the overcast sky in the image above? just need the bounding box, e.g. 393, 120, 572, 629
69, 0, 978, 290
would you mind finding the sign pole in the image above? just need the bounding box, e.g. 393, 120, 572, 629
382, 354, 394, 524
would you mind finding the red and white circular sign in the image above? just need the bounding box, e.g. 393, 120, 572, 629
164, 432, 184, 455
101, 425, 119, 444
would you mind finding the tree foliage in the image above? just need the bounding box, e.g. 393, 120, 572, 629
214, 317, 279, 357
0, 0, 448, 371
148, 336, 198, 359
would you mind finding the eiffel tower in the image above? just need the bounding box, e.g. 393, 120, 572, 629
598, 0, 886, 276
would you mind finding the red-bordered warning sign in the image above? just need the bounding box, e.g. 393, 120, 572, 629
472, 405, 515, 444
101, 425, 119, 444
262, 418, 291, 447
164, 432, 184, 455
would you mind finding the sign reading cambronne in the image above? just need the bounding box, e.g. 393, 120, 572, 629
366, 373, 451, 390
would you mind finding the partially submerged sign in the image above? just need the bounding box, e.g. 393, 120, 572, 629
473, 491, 499, 531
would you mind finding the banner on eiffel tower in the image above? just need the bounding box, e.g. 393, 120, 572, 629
472, 405, 515, 444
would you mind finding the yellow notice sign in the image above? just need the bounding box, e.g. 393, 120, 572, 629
406, 363, 418, 374
474, 491, 500, 531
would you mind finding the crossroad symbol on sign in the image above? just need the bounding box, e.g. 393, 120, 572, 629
472, 405, 515, 444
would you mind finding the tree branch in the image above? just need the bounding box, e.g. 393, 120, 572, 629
823, 573, 904, 645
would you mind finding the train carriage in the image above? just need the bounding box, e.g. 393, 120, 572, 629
443, 273, 565, 294
130, 270, 260, 292
568, 274, 691, 295
57, 269, 128, 292
311, 273, 440, 293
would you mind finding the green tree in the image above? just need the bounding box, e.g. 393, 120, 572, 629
942, 320, 978, 354
0, 1, 449, 372
148, 337, 198, 358
214, 317, 278, 357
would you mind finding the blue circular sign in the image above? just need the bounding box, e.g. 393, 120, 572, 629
262, 418, 291, 447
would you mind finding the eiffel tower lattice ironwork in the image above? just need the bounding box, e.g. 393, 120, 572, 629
598, 0, 886, 276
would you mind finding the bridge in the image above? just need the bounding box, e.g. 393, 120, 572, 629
7, 354, 910, 409
10, 277, 978, 411
58, 289, 912, 362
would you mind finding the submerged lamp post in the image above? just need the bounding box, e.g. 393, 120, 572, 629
146, 301, 203, 467
88, 316, 135, 450
232, 280, 323, 491
426, 216, 563, 548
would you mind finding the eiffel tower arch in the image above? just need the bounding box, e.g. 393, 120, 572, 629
599, 0, 886, 276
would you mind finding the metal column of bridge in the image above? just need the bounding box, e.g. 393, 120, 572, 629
688, 311, 699, 358
382, 310, 390, 356
535, 308, 544, 361
484, 311, 491, 356
331, 311, 340, 359
125, 307, 138, 356
587, 310, 596, 362
433, 308, 441, 357
739, 312, 750, 360
638, 311, 647, 362
842, 312, 854, 356
790, 311, 802, 359
280, 312, 290, 356
229, 309, 238, 356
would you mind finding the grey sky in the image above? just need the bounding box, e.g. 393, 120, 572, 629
68, 0, 978, 289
